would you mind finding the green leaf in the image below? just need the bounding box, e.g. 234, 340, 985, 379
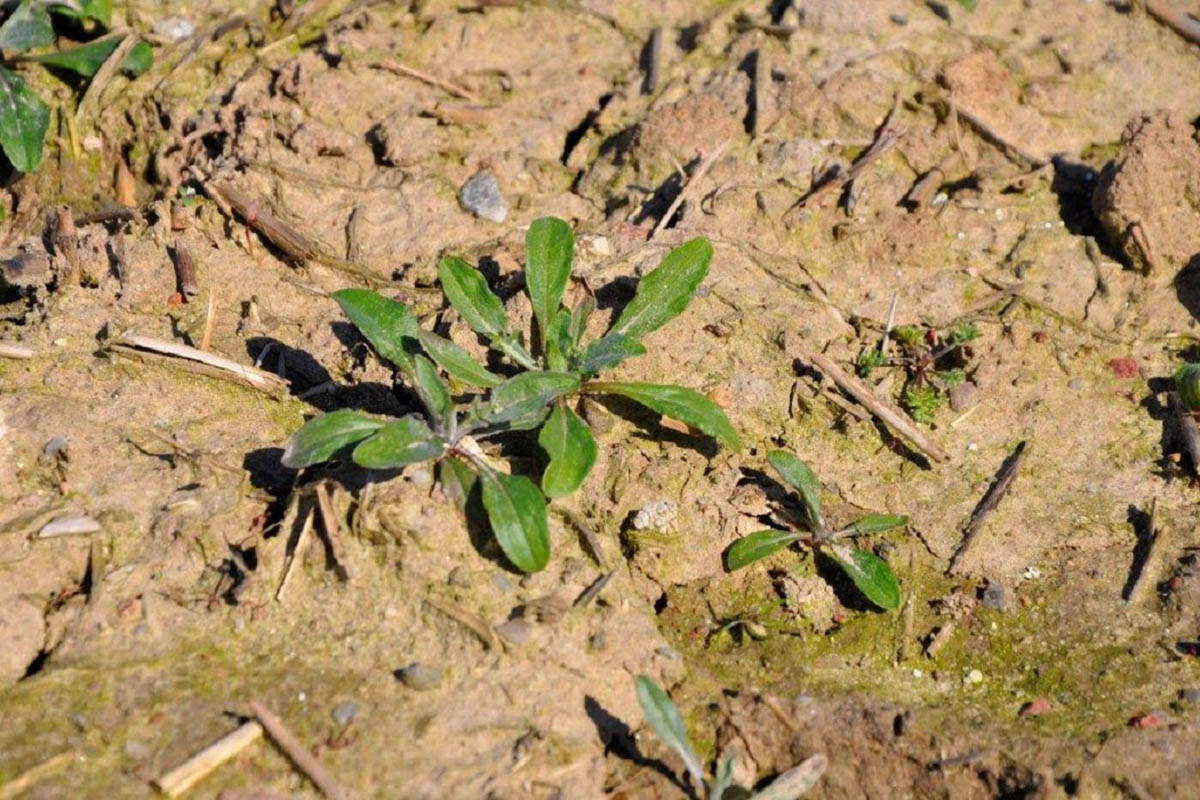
333, 288, 420, 375
525, 217, 573, 348
485, 371, 579, 425
415, 328, 502, 388
437, 256, 510, 340
841, 514, 908, 536
710, 754, 737, 800
611, 237, 712, 341
281, 409, 385, 468
538, 404, 596, 498
749, 754, 828, 800
568, 297, 594, 348
634, 676, 704, 788
576, 333, 646, 375
726, 530, 801, 571
30, 35, 153, 78
828, 544, 901, 610
1176, 364, 1200, 411
352, 416, 443, 469
0, 2, 54, 53
46, 0, 111, 26
413, 354, 452, 424
544, 308, 573, 372
766, 450, 823, 528
438, 457, 477, 508
586, 381, 739, 449
479, 466, 550, 572
0, 66, 48, 174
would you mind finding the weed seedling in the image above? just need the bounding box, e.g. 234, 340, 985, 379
856, 321, 978, 424
634, 675, 827, 799
280, 217, 737, 573
726, 450, 906, 610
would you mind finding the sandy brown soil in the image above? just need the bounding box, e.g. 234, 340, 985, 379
5, 0, 1200, 797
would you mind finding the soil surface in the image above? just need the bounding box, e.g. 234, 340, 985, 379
4, 1, 1200, 797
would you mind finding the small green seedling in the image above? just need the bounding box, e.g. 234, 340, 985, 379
857, 321, 978, 424
0, 1, 153, 174
1175, 364, 1200, 411
281, 218, 737, 573
635, 675, 827, 799
726, 450, 906, 610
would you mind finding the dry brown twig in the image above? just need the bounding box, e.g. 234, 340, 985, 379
1146, 0, 1200, 46
249, 700, 351, 799
0, 341, 34, 359
0, 751, 80, 799
153, 721, 263, 797
947, 441, 1028, 575
375, 57, 479, 102
108, 332, 288, 395
649, 140, 731, 240
276, 507, 314, 601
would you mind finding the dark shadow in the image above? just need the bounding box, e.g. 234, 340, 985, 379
583, 695, 693, 797
590, 394, 719, 459
677, 22, 703, 52
562, 93, 612, 165
1049, 158, 1125, 264
736, 50, 758, 136
1173, 254, 1200, 324
1121, 503, 1155, 601
631, 165, 690, 230
813, 549, 874, 612
243, 446, 294, 494
592, 274, 638, 314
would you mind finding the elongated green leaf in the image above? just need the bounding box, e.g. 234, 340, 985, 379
634, 676, 704, 787
586, 381, 739, 449
281, 409, 385, 468
576, 333, 646, 375
544, 308, 573, 372
767, 450, 823, 528
47, 0, 111, 26
413, 354, 452, 423
485, 371, 579, 425
611, 237, 712, 341
415, 328, 501, 388
0, 66, 48, 174
569, 297, 594, 348
828, 544, 901, 610
438, 256, 510, 340
352, 416, 443, 469
750, 754, 828, 800
525, 217, 573, 347
333, 288, 420, 374
32, 36, 153, 78
479, 467, 549, 572
0, 2, 54, 53
841, 514, 908, 536
538, 404, 596, 498
726, 530, 801, 571
439, 457, 477, 508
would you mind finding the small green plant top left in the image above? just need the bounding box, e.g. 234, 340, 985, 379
281, 217, 738, 573
726, 450, 906, 610
0, 1, 154, 174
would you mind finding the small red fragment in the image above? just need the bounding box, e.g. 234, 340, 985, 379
1109, 358, 1139, 379
1129, 711, 1165, 729
1031, 331, 1049, 344
1019, 697, 1051, 717
166, 292, 184, 307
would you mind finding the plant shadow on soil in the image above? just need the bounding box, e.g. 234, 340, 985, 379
584, 695, 694, 798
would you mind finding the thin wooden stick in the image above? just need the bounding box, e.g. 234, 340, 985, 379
248, 700, 351, 800
276, 508, 314, 601
643, 27, 662, 95
108, 332, 288, 395
800, 349, 949, 462
153, 721, 263, 797
1147, 0, 1200, 46
790, 101, 902, 212
0, 342, 34, 359
0, 751, 78, 800
947, 441, 1028, 575
200, 289, 216, 352
172, 240, 198, 298
650, 139, 730, 240
315, 481, 352, 581
375, 57, 479, 102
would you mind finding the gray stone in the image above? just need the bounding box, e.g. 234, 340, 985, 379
396, 662, 443, 691
981, 582, 1010, 612
459, 172, 506, 223
949, 381, 978, 412
495, 617, 532, 645
331, 701, 359, 725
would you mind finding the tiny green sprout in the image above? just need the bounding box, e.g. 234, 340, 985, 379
858, 320, 979, 425
1175, 364, 1200, 411
902, 385, 941, 424
635, 675, 827, 799
280, 217, 738, 573
725, 450, 906, 610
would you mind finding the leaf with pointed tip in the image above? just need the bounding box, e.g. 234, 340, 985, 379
0, 66, 49, 174
586, 381, 738, 449
485, 371, 579, 425
726, 530, 801, 571
415, 328, 502, 388
576, 333, 646, 375
634, 676, 704, 788
437, 256, 510, 340
0, 2, 54, 53
841, 514, 908, 536
828, 544, 901, 610
332, 288, 419, 375
767, 450, 823, 528
525, 217, 573, 347
611, 237, 711, 341
749, 754, 828, 800
352, 416, 443, 469
539, 404, 596, 498
479, 466, 550, 573
281, 409, 385, 468
31, 35, 153, 77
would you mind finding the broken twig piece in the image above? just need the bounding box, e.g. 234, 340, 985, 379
108, 332, 288, 396
947, 441, 1028, 575
153, 721, 263, 798
249, 700, 351, 800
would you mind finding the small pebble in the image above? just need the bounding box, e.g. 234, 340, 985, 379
981, 582, 1010, 612
459, 171, 506, 223
495, 617, 532, 645
633, 500, 678, 531
124, 740, 149, 760
331, 701, 359, 725
949, 381, 978, 412
396, 662, 443, 691
1020, 697, 1052, 717
1068, 377, 1085, 391
448, 566, 471, 588
1023, 566, 1041, 580
965, 669, 983, 685
152, 16, 195, 41
492, 574, 513, 592
655, 646, 682, 661
589, 631, 607, 651
1178, 688, 1200, 704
